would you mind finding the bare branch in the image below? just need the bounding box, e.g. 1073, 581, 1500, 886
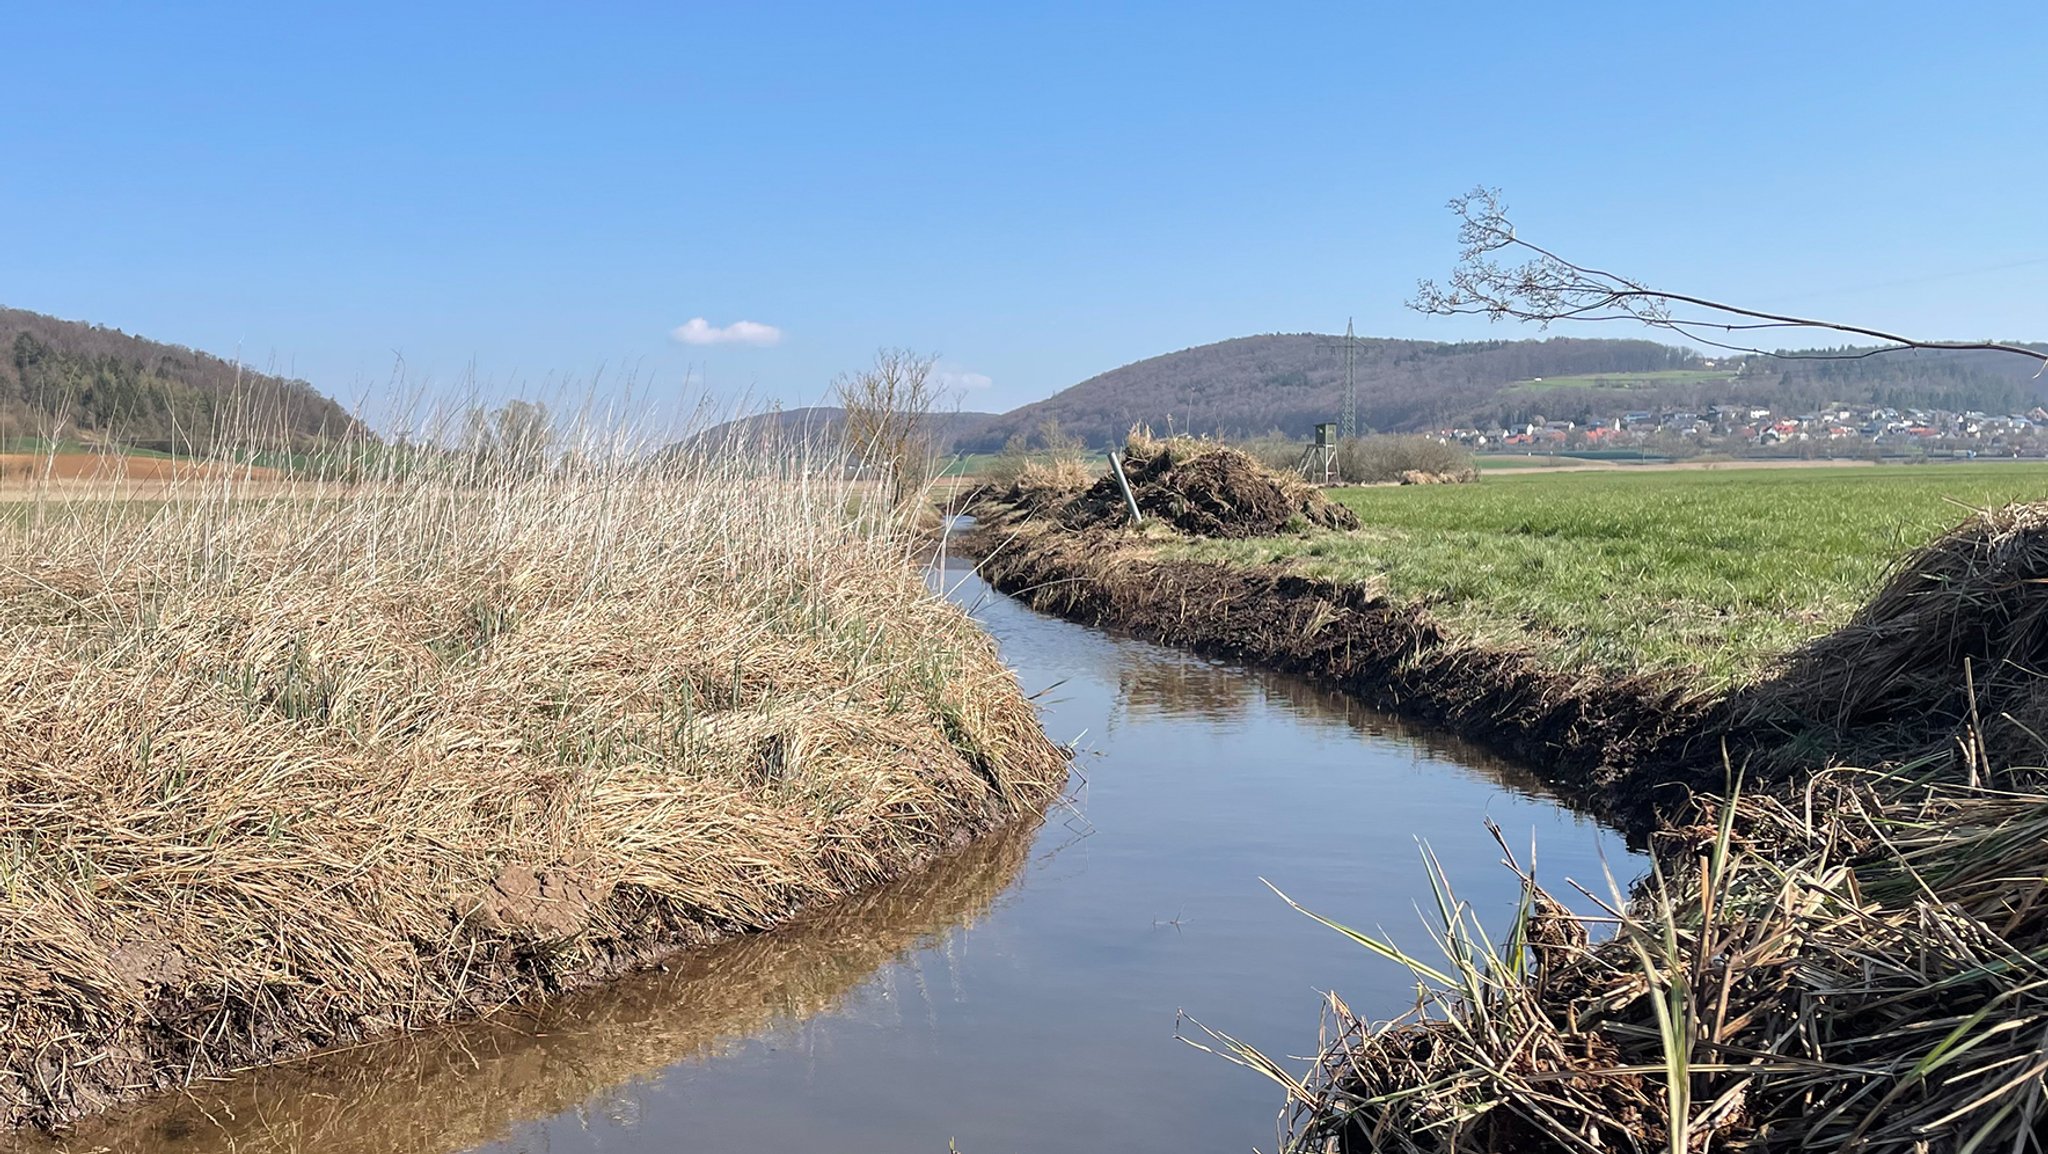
1410, 187, 2048, 368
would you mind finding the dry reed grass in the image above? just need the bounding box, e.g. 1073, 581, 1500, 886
0, 417, 1067, 1129
1738, 501, 2048, 776
1249, 763, 2048, 1153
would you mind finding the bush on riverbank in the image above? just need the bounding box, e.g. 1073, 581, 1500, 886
0, 422, 1067, 1129
1734, 500, 2048, 773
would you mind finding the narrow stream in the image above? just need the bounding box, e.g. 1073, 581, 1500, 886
30, 559, 1639, 1153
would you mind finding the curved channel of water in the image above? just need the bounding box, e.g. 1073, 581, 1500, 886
23, 559, 1639, 1154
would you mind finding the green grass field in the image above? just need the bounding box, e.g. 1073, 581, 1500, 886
1476, 452, 1677, 469
1166, 463, 2048, 684
1505, 369, 1738, 392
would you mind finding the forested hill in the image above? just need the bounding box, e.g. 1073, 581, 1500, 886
962, 335, 1699, 449
0, 307, 360, 450
959, 333, 2048, 450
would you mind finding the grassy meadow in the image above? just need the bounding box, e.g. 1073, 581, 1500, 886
1165, 462, 2048, 683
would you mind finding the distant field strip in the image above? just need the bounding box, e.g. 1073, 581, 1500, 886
1167, 463, 2048, 683
1506, 369, 1737, 392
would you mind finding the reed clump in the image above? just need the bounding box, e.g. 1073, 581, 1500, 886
1266, 764, 2048, 1153
1738, 501, 2048, 775
0, 419, 1067, 1129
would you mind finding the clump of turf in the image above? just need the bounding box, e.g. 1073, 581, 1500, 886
1056, 431, 1359, 538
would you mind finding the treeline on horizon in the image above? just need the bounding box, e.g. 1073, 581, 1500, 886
959, 334, 2048, 451
0, 307, 360, 453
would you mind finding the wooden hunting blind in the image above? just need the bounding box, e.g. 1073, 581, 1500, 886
1299, 424, 1339, 483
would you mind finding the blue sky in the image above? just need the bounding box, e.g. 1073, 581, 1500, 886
5, 2, 2045, 421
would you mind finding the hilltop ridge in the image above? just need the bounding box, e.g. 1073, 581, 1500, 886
956, 333, 2048, 451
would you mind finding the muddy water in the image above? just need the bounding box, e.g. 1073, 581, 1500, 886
26, 559, 1639, 1154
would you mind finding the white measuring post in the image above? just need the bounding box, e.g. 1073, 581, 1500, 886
1107, 450, 1143, 525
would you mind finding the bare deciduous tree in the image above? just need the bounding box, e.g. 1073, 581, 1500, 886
463, 399, 555, 475
835, 348, 943, 505
1411, 186, 2048, 368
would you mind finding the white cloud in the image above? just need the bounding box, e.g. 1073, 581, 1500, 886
670, 317, 783, 347
933, 366, 993, 391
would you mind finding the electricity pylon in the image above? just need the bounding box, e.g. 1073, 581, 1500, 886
1316, 319, 1361, 441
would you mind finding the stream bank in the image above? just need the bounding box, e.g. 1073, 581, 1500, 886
958, 513, 1723, 839
3, 559, 1633, 1154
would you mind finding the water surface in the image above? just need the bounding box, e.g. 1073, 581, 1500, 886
30, 558, 1638, 1153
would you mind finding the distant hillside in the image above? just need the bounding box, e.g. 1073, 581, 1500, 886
1722, 345, 2048, 417
689, 406, 999, 452
961, 334, 2048, 450
0, 306, 360, 451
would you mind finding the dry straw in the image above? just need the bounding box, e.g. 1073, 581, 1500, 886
0, 403, 1066, 1129
1238, 764, 2048, 1153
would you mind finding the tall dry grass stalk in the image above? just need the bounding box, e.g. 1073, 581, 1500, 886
0, 405, 1067, 1129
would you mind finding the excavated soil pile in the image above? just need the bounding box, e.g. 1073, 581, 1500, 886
1057, 434, 1358, 538
1732, 501, 2048, 775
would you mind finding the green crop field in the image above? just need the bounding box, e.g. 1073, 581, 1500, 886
1505, 369, 1737, 392
1166, 462, 2048, 684
1476, 452, 1677, 469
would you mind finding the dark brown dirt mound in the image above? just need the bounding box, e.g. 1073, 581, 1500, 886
1732, 501, 2048, 775
1060, 434, 1359, 538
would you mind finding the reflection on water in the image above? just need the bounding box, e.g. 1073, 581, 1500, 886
19, 559, 1637, 1154
1109, 650, 1564, 799
11, 822, 1041, 1154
